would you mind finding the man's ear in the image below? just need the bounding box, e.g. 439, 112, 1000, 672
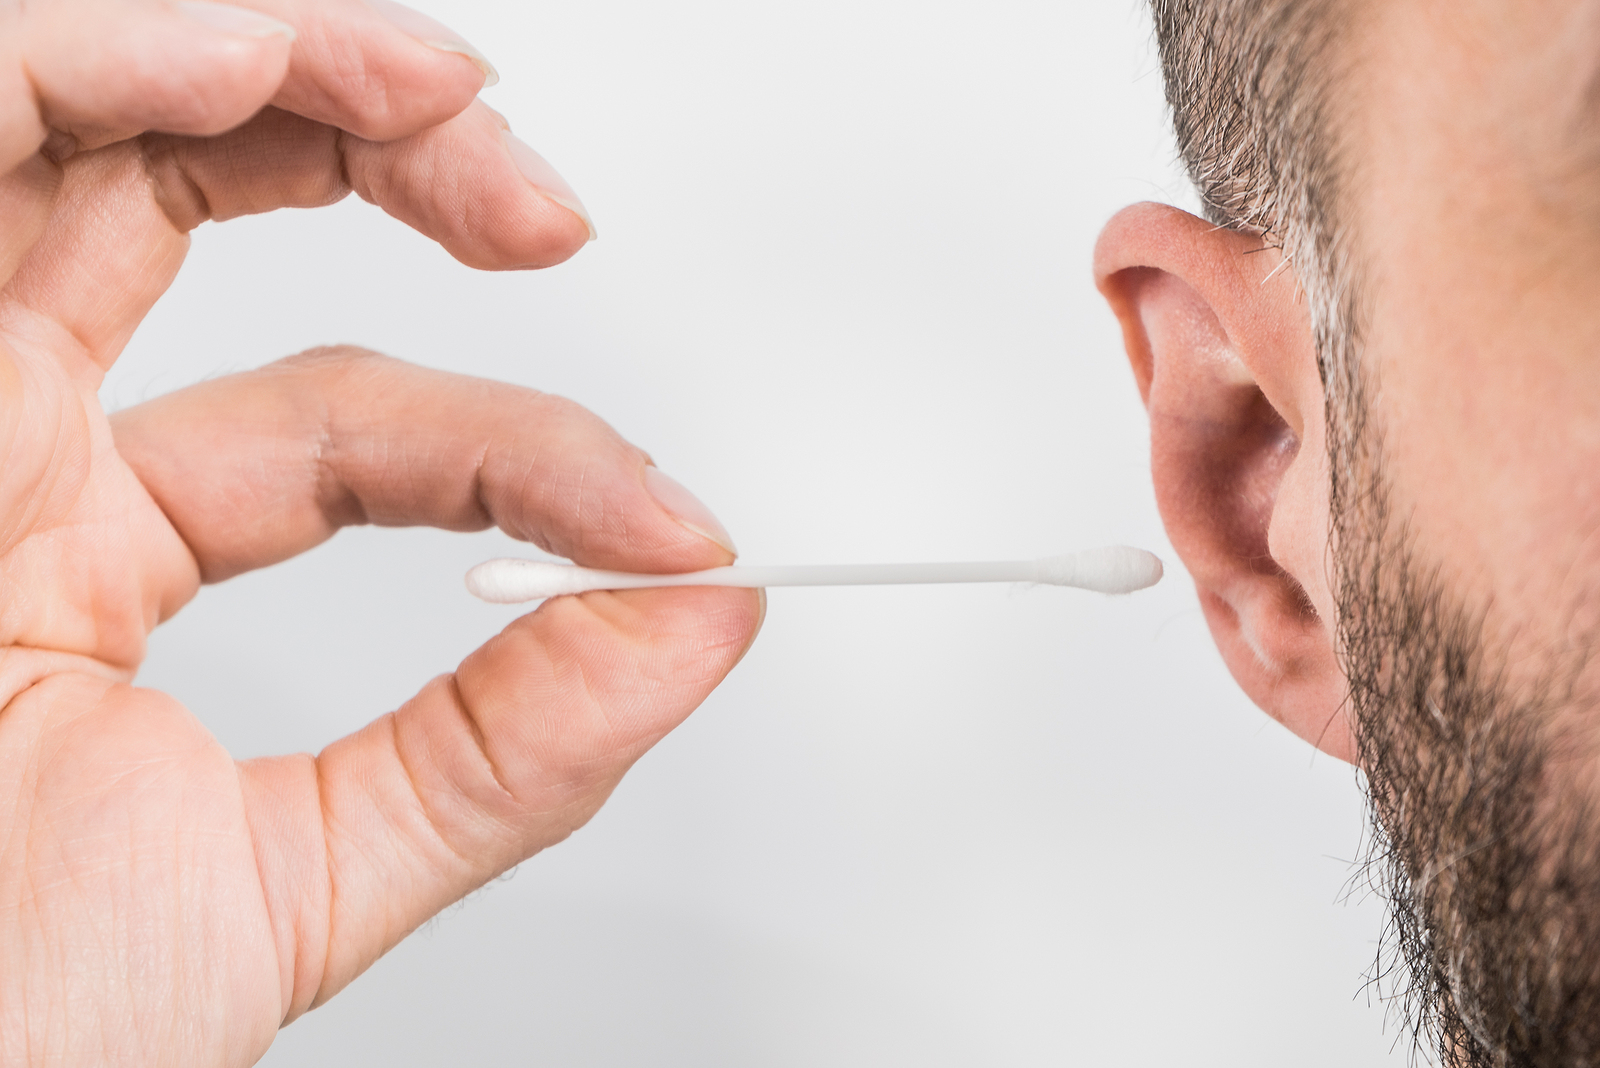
1095, 202, 1353, 763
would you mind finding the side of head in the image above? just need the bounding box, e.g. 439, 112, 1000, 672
1103, 1, 1600, 1062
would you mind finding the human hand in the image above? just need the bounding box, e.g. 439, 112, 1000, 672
0, 3, 762, 1064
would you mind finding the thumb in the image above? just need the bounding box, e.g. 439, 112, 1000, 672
238, 581, 762, 1022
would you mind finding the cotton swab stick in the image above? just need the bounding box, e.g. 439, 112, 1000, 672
465, 546, 1163, 604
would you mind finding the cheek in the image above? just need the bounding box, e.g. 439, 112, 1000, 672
1380, 325, 1600, 638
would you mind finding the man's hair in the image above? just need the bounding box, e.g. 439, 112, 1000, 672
1148, 0, 1360, 426
1151, 0, 1341, 238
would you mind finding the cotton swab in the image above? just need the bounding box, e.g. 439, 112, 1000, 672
465, 546, 1164, 604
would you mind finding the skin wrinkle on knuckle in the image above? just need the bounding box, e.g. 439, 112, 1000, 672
246, 129, 347, 217
447, 692, 587, 832
377, 712, 478, 876
436, 433, 485, 527
281, 346, 385, 529
441, 673, 516, 806
398, 725, 521, 864
237, 755, 320, 1021
330, 126, 356, 198
414, 424, 481, 526
135, 136, 210, 233
452, 433, 493, 530
304, 391, 350, 531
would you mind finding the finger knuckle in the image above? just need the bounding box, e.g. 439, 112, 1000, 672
270, 346, 399, 394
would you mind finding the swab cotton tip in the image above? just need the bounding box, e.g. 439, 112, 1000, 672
465, 547, 1164, 604
1030, 546, 1165, 595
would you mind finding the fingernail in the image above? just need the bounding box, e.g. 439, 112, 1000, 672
502, 131, 598, 241
177, 1, 296, 40
369, 0, 499, 87
643, 467, 737, 556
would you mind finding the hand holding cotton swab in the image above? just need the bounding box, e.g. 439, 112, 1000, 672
465, 546, 1163, 603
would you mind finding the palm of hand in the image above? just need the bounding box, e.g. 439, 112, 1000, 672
0, 143, 285, 1063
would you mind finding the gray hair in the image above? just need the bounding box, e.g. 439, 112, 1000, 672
1148, 0, 1364, 445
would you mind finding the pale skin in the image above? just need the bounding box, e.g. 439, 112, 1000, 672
0, 1, 760, 1064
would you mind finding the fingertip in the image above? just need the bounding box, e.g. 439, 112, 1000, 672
541, 583, 760, 651
480, 191, 593, 271
642, 466, 737, 558
452, 585, 759, 788
544, 584, 766, 716
343, 102, 597, 272
532, 585, 763, 686
457, 127, 595, 269
501, 131, 597, 244
627, 585, 765, 672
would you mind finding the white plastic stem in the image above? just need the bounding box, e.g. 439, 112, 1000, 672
466, 547, 1163, 604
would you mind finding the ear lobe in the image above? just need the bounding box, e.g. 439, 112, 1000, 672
1096, 203, 1354, 763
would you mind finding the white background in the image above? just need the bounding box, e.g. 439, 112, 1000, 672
103, 0, 1411, 1064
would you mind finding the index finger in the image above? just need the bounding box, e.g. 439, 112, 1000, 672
109, 347, 739, 587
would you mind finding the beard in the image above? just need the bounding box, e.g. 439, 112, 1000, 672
1337, 416, 1600, 1066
